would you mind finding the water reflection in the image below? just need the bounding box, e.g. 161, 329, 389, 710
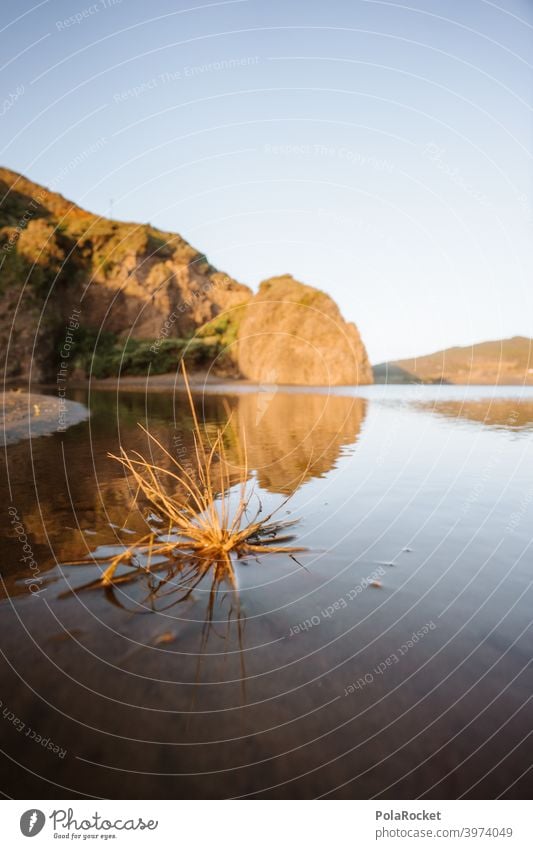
415, 398, 533, 433
64, 548, 248, 701
0, 388, 366, 599
226, 390, 367, 493
2, 386, 533, 799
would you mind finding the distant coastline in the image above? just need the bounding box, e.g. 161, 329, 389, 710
374, 336, 533, 385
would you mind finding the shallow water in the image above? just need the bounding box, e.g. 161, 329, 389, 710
1, 384, 532, 799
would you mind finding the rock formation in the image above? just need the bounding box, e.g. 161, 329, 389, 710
237, 275, 372, 385
0, 167, 249, 380
0, 168, 372, 386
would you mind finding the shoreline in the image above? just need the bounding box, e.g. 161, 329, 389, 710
7, 373, 533, 411
66, 372, 533, 393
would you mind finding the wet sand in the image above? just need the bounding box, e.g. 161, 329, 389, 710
1, 391, 89, 445
68, 370, 256, 393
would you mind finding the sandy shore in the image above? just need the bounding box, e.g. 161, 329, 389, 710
68, 371, 261, 394
68, 370, 363, 394
1, 391, 89, 446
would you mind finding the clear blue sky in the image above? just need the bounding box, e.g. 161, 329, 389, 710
2, 0, 532, 362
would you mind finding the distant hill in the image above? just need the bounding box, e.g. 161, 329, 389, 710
374, 337, 533, 385
0, 167, 371, 385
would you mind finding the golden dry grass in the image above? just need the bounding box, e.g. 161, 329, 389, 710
69, 363, 304, 603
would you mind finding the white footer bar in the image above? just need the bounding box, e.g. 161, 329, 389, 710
2, 799, 530, 848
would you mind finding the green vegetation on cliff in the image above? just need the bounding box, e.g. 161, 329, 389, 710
1, 168, 372, 386
0, 167, 250, 380
70, 330, 220, 379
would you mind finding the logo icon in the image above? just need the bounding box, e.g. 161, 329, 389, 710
20, 810, 45, 837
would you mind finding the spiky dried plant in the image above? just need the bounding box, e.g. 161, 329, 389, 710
70, 363, 304, 600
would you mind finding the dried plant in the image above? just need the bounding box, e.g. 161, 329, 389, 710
68, 363, 305, 602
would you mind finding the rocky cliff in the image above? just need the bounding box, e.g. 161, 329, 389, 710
0, 168, 372, 386
237, 275, 373, 385
0, 167, 250, 381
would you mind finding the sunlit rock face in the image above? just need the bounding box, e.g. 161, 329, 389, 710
0, 170, 373, 388
0, 167, 251, 381
237, 275, 373, 387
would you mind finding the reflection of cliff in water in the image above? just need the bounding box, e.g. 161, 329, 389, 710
0, 388, 366, 596
416, 398, 533, 433
225, 391, 367, 494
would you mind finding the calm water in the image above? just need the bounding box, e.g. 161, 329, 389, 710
1, 383, 532, 799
